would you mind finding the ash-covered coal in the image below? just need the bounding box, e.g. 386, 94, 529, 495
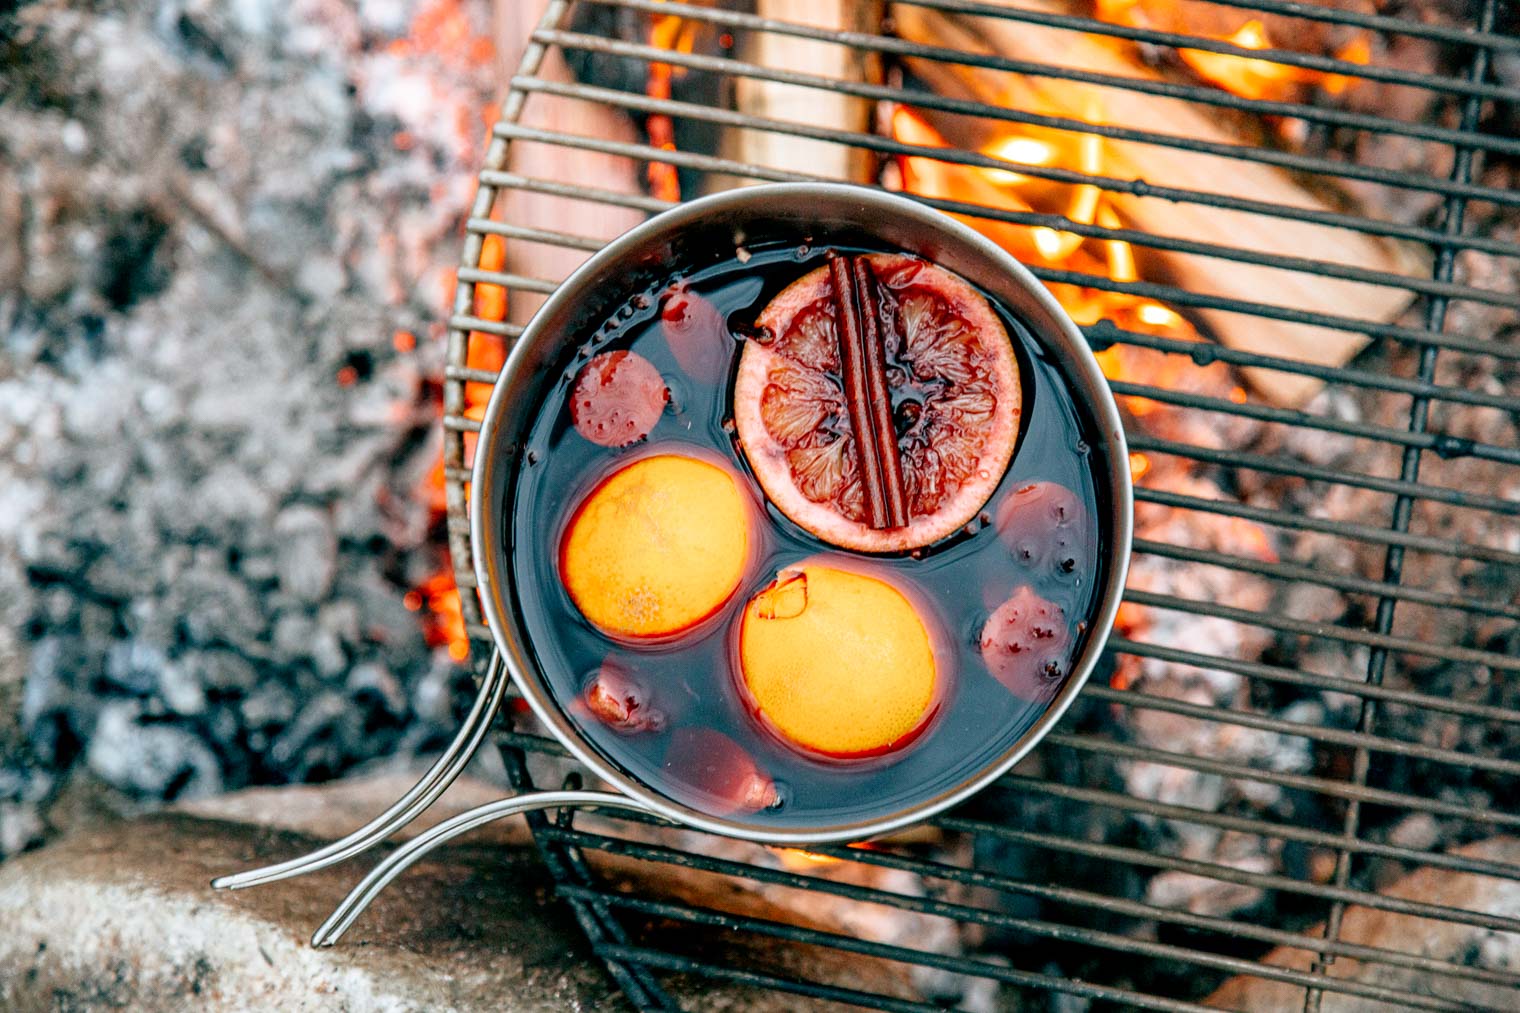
0, 0, 501, 859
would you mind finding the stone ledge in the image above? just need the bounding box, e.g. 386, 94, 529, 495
0, 811, 615, 1012
0, 774, 904, 1011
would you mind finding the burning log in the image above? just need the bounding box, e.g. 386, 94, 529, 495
494, 1, 647, 325
716, 1, 884, 185
890, 0, 1429, 407
1205, 837, 1520, 1009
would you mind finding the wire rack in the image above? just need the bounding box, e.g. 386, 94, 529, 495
442, 1, 1520, 1009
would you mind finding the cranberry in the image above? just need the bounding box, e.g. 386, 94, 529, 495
664, 728, 779, 814
579, 662, 663, 734
569, 350, 667, 448
994, 481, 1087, 575
659, 286, 730, 385
979, 586, 1072, 702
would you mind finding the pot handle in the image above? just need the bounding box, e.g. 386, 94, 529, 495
212, 649, 512, 891
311, 788, 657, 946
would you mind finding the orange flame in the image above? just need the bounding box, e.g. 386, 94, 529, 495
1095, 1, 1371, 102
645, 6, 702, 202
773, 848, 845, 871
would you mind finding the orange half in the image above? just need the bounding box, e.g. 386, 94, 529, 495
561, 454, 750, 639
738, 562, 938, 757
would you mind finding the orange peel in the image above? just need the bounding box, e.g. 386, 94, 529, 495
561, 454, 749, 639
738, 562, 938, 757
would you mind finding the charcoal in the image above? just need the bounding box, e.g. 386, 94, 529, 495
155, 658, 206, 717
0, 801, 44, 859
0, 0, 487, 843
104, 640, 167, 696
273, 505, 337, 603
86, 702, 222, 800
187, 649, 259, 694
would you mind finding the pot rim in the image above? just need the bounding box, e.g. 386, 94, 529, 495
470, 182, 1133, 845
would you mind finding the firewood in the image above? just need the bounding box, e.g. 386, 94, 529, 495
890, 0, 1429, 407
495, 0, 647, 324
715, 1, 884, 186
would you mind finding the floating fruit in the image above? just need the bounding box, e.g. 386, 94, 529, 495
560, 454, 749, 639
995, 481, 1088, 574
980, 586, 1071, 701
660, 285, 730, 384
734, 252, 1021, 553
578, 661, 664, 734
664, 728, 779, 814
738, 561, 938, 757
570, 350, 669, 447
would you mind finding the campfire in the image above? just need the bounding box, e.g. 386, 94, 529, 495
453, 1, 1520, 1008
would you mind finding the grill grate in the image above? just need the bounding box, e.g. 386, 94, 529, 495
443, 1, 1520, 1008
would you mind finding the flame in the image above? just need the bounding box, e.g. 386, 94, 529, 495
1179, 20, 1302, 101
890, 100, 1208, 363
409, 570, 470, 662
1095, 1, 1371, 102
645, 5, 703, 202
773, 848, 845, 871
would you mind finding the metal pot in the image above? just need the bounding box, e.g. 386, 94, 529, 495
472, 183, 1132, 841
217, 183, 1132, 944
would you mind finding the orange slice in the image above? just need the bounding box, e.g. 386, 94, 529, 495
738, 561, 938, 757
560, 454, 749, 639
734, 253, 1021, 553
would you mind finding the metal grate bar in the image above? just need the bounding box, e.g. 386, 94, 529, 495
453, 4, 670, 1001
547, 22, 1520, 196
495, 70, 1520, 318
1154, 0, 1520, 52
1132, 485, 1520, 566
596, 0, 1520, 106
1123, 588, 1520, 672
1129, 437, 1520, 520
790, 834, 1520, 989
544, 826, 1501, 1007
907, 0, 1520, 101
1091, 325, 1520, 412
1089, 684, 1520, 778
553, 24, 1520, 168
1114, 386, 1519, 467
575, 889, 1225, 1012
936, 821, 1520, 936
1110, 637, 1520, 724
1308, 3, 1501, 1003
514, 65, 1520, 264
568, 886, 1511, 1012
1132, 538, 1520, 623
493, 123, 1520, 363
1041, 734, 1520, 830
595, 945, 983, 1013
1002, 775, 1520, 887
490, 148, 1520, 262
497, 731, 1520, 966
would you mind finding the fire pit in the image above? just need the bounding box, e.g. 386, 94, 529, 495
228, 0, 1520, 1008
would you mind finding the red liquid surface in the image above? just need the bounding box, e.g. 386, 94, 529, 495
508, 242, 1108, 830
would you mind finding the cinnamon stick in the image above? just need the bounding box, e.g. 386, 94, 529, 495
830, 255, 908, 529
854, 258, 910, 527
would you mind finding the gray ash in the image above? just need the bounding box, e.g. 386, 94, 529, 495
0, 0, 501, 858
